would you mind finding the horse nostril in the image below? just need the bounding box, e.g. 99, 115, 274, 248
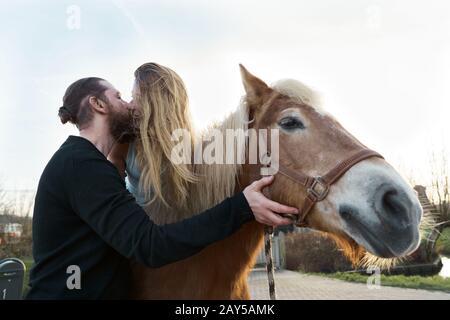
382, 189, 399, 211
378, 187, 410, 228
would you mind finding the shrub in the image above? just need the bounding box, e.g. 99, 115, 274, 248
285, 230, 353, 273
0, 235, 33, 260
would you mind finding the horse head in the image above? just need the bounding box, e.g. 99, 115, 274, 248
240, 64, 422, 265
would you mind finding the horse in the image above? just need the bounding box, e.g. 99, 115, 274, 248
129, 65, 423, 299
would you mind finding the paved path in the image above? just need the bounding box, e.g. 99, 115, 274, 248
248, 268, 450, 300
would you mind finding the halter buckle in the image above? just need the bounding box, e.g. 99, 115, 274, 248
307, 177, 329, 201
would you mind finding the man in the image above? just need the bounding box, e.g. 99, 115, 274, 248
26, 77, 298, 299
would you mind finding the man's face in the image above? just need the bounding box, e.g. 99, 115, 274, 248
99, 81, 137, 143
101, 80, 132, 111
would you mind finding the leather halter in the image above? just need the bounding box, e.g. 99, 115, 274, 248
261, 148, 384, 227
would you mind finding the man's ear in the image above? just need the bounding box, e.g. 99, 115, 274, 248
239, 64, 272, 110
88, 96, 108, 115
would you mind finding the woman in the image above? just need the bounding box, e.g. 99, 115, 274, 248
109, 62, 196, 209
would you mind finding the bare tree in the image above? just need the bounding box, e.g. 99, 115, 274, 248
0, 182, 12, 215
425, 149, 450, 256
0, 183, 35, 237
429, 150, 450, 228
0, 188, 5, 214
14, 191, 35, 237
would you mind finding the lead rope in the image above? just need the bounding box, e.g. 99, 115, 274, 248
261, 152, 277, 300
264, 225, 276, 300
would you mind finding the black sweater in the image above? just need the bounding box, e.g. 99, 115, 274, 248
26, 136, 254, 299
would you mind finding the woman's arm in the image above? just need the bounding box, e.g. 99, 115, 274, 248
107, 143, 129, 179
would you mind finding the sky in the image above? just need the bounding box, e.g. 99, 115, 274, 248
1, 0, 449, 194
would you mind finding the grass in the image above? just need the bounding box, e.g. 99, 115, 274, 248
311, 271, 450, 293
436, 228, 450, 257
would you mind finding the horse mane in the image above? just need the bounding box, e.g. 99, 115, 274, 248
144, 98, 250, 224
189, 99, 250, 214
272, 79, 323, 111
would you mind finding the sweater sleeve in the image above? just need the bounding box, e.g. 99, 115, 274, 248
69, 157, 254, 268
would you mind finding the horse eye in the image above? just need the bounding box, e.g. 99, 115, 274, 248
278, 117, 305, 131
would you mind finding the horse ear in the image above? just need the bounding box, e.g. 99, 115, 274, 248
239, 64, 272, 109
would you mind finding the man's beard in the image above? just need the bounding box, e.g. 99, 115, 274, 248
108, 107, 138, 144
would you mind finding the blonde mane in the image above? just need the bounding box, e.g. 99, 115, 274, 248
272, 79, 323, 111
190, 99, 250, 213
145, 99, 250, 224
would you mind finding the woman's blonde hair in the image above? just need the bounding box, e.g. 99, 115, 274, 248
134, 62, 197, 208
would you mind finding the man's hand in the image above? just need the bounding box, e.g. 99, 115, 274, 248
243, 176, 299, 226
